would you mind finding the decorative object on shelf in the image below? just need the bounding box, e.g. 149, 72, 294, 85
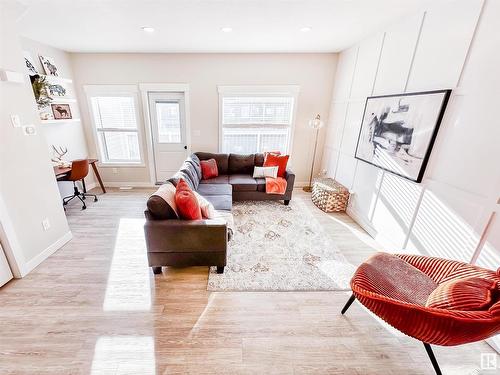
30, 75, 52, 109
303, 114, 324, 192
47, 82, 67, 97
39, 55, 59, 76
39, 108, 54, 121
51, 145, 71, 167
311, 177, 349, 213
51, 103, 72, 120
355, 89, 451, 183
23, 51, 38, 75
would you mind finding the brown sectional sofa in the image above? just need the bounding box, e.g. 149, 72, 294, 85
144, 152, 295, 274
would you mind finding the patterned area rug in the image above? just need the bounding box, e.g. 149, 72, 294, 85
207, 199, 356, 291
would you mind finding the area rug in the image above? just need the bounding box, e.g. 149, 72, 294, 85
207, 199, 357, 291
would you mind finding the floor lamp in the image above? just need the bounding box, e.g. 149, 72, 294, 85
303, 114, 324, 192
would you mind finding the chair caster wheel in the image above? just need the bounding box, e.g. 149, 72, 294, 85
94, 197, 98, 202
82, 205, 87, 210
82, 196, 86, 200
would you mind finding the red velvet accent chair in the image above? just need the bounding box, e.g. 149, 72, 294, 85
342, 253, 500, 375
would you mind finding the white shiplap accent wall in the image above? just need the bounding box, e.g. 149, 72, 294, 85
321, 0, 500, 351
322, 0, 498, 260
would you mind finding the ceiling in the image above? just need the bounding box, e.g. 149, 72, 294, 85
16, 0, 431, 53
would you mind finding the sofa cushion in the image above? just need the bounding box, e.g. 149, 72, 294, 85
147, 182, 179, 220
195, 152, 229, 174
169, 170, 195, 190
230, 174, 258, 192
175, 179, 202, 220
204, 194, 232, 211
197, 183, 232, 196
255, 177, 266, 192
254, 153, 265, 167
180, 161, 200, 190
186, 154, 202, 180
201, 158, 218, 180
229, 153, 255, 174
426, 277, 498, 311
199, 175, 229, 184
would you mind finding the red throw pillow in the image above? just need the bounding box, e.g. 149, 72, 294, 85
175, 179, 202, 220
263, 153, 289, 178
426, 277, 498, 311
200, 158, 218, 180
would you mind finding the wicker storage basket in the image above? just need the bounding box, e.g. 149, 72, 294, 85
311, 178, 349, 212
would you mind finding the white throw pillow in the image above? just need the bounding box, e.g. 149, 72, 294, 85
253, 166, 278, 178
193, 191, 216, 219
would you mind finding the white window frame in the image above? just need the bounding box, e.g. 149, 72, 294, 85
84, 85, 146, 167
217, 85, 300, 155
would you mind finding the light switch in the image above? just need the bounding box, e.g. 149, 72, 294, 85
22, 124, 37, 136
10, 114, 21, 128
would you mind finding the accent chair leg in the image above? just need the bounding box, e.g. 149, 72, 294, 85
217, 266, 225, 274
341, 293, 356, 315
423, 343, 442, 375
152, 266, 162, 275
284, 200, 290, 206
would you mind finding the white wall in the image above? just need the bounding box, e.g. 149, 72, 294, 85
0, 0, 72, 277
21, 37, 94, 197
70, 53, 337, 186
321, 0, 499, 265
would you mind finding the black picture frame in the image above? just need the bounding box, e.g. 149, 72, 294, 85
354, 89, 451, 183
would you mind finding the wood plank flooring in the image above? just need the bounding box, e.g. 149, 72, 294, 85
0, 189, 495, 374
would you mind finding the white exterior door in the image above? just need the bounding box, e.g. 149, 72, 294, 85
0, 243, 13, 287
148, 92, 189, 183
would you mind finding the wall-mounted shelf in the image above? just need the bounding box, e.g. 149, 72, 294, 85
50, 98, 77, 103
31, 73, 73, 84
40, 118, 81, 124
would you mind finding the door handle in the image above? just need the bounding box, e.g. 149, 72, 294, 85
184, 146, 187, 150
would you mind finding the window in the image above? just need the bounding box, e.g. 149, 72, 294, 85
85, 86, 143, 165
218, 86, 299, 154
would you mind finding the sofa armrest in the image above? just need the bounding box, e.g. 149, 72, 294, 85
285, 169, 295, 192
144, 216, 227, 253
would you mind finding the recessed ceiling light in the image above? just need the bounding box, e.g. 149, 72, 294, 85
300, 26, 312, 32
141, 27, 155, 33
221, 27, 233, 33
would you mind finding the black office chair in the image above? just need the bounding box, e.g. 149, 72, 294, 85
61, 159, 98, 210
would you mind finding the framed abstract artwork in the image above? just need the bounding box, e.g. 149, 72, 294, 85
355, 89, 451, 183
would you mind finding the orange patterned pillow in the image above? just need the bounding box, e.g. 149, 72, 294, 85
263, 153, 289, 178
426, 277, 498, 311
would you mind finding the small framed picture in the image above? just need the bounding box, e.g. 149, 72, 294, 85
39, 55, 59, 76
23, 51, 38, 75
51, 104, 72, 120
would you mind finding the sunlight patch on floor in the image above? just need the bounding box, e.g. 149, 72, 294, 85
103, 218, 151, 311
91, 336, 155, 375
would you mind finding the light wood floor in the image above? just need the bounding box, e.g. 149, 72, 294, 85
0, 189, 494, 374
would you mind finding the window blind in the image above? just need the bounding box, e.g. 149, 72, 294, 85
222, 96, 294, 125
91, 96, 138, 129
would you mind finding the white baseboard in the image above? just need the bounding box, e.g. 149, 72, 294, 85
346, 205, 377, 238
20, 231, 73, 277
294, 181, 311, 188
104, 182, 156, 188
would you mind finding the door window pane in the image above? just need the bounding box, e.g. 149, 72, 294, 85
156, 102, 181, 143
